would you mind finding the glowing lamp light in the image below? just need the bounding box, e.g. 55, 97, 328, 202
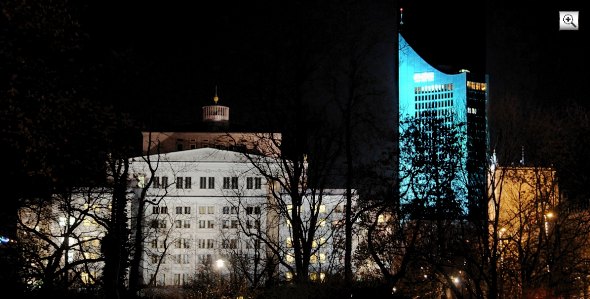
0, 236, 10, 244
215, 259, 225, 269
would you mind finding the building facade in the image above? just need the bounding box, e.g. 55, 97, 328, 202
128, 147, 358, 289
129, 148, 271, 287
398, 33, 487, 217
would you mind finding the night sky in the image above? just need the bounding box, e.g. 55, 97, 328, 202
55, 0, 589, 143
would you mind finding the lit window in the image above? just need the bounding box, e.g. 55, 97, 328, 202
319, 219, 326, 227
286, 254, 294, 263
286, 272, 293, 281
286, 238, 292, 248
319, 205, 326, 213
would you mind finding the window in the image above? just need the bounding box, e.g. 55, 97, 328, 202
150, 220, 159, 228
223, 177, 230, 189
151, 255, 158, 264
231, 220, 238, 229
174, 274, 181, 286
199, 206, 206, 214
184, 207, 191, 214
286, 238, 293, 248
207, 220, 215, 229
222, 206, 230, 214
230, 206, 238, 214
207, 206, 214, 214
159, 220, 167, 228
318, 205, 326, 213
199, 220, 206, 228
153, 177, 160, 188
175, 220, 182, 228
223, 220, 229, 229
254, 177, 262, 189
161, 176, 168, 187
254, 206, 261, 214
198, 239, 206, 248
175, 239, 182, 248
231, 177, 238, 189
230, 239, 237, 249
246, 177, 253, 189
246, 207, 253, 215
151, 239, 158, 248
176, 177, 184, 189
207, 239, 214, 249
153, 206, 167, 214
200, 177, 207, 189
183, 220, 190, 228
222, 240, 229, 249
176, 207, 183, 214
208, 177, 215, 189
185, 177, 191, 189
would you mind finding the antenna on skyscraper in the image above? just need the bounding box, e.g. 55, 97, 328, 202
399, 7, 404, 31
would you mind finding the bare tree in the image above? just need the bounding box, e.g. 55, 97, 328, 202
17, 187, 111, 295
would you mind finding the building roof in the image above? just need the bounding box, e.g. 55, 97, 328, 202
137, 147, 257, 163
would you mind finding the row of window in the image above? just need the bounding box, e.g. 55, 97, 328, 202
414, 99, 454, 110
414, 83, 454, 93
151, 238, 261, 250
152, 205, 262, 215
151, 218, 262, 230
414, 92, 454, 102
152, 176, 263, 190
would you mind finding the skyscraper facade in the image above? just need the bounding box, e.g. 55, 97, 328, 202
398, 33, 487, 218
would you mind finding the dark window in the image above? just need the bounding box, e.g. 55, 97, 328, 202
200, 177, 207, 189
223, 177, 230, 189
176, 177, 183, 189
255, 178, 262, 189
208, 177, 215, 189
246, 177, 253, 189
185, 177, 192, 189
231, 177, 238, 189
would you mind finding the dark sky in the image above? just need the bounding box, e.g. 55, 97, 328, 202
83, 1, 586, 130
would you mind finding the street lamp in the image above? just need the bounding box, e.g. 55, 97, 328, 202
215, 258, 225, 269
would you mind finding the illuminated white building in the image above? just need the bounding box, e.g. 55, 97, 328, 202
128, 147, 272, 287
278, 190, 360, 282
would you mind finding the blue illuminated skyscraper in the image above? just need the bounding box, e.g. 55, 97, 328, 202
398, 33, 488, 219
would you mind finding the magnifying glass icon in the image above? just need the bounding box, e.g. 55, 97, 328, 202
563, 14, 577, 27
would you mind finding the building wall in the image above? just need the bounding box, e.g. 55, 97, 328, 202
278, 190, 359, 282
398, 33, 487, 212
129, 148, 271, 287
